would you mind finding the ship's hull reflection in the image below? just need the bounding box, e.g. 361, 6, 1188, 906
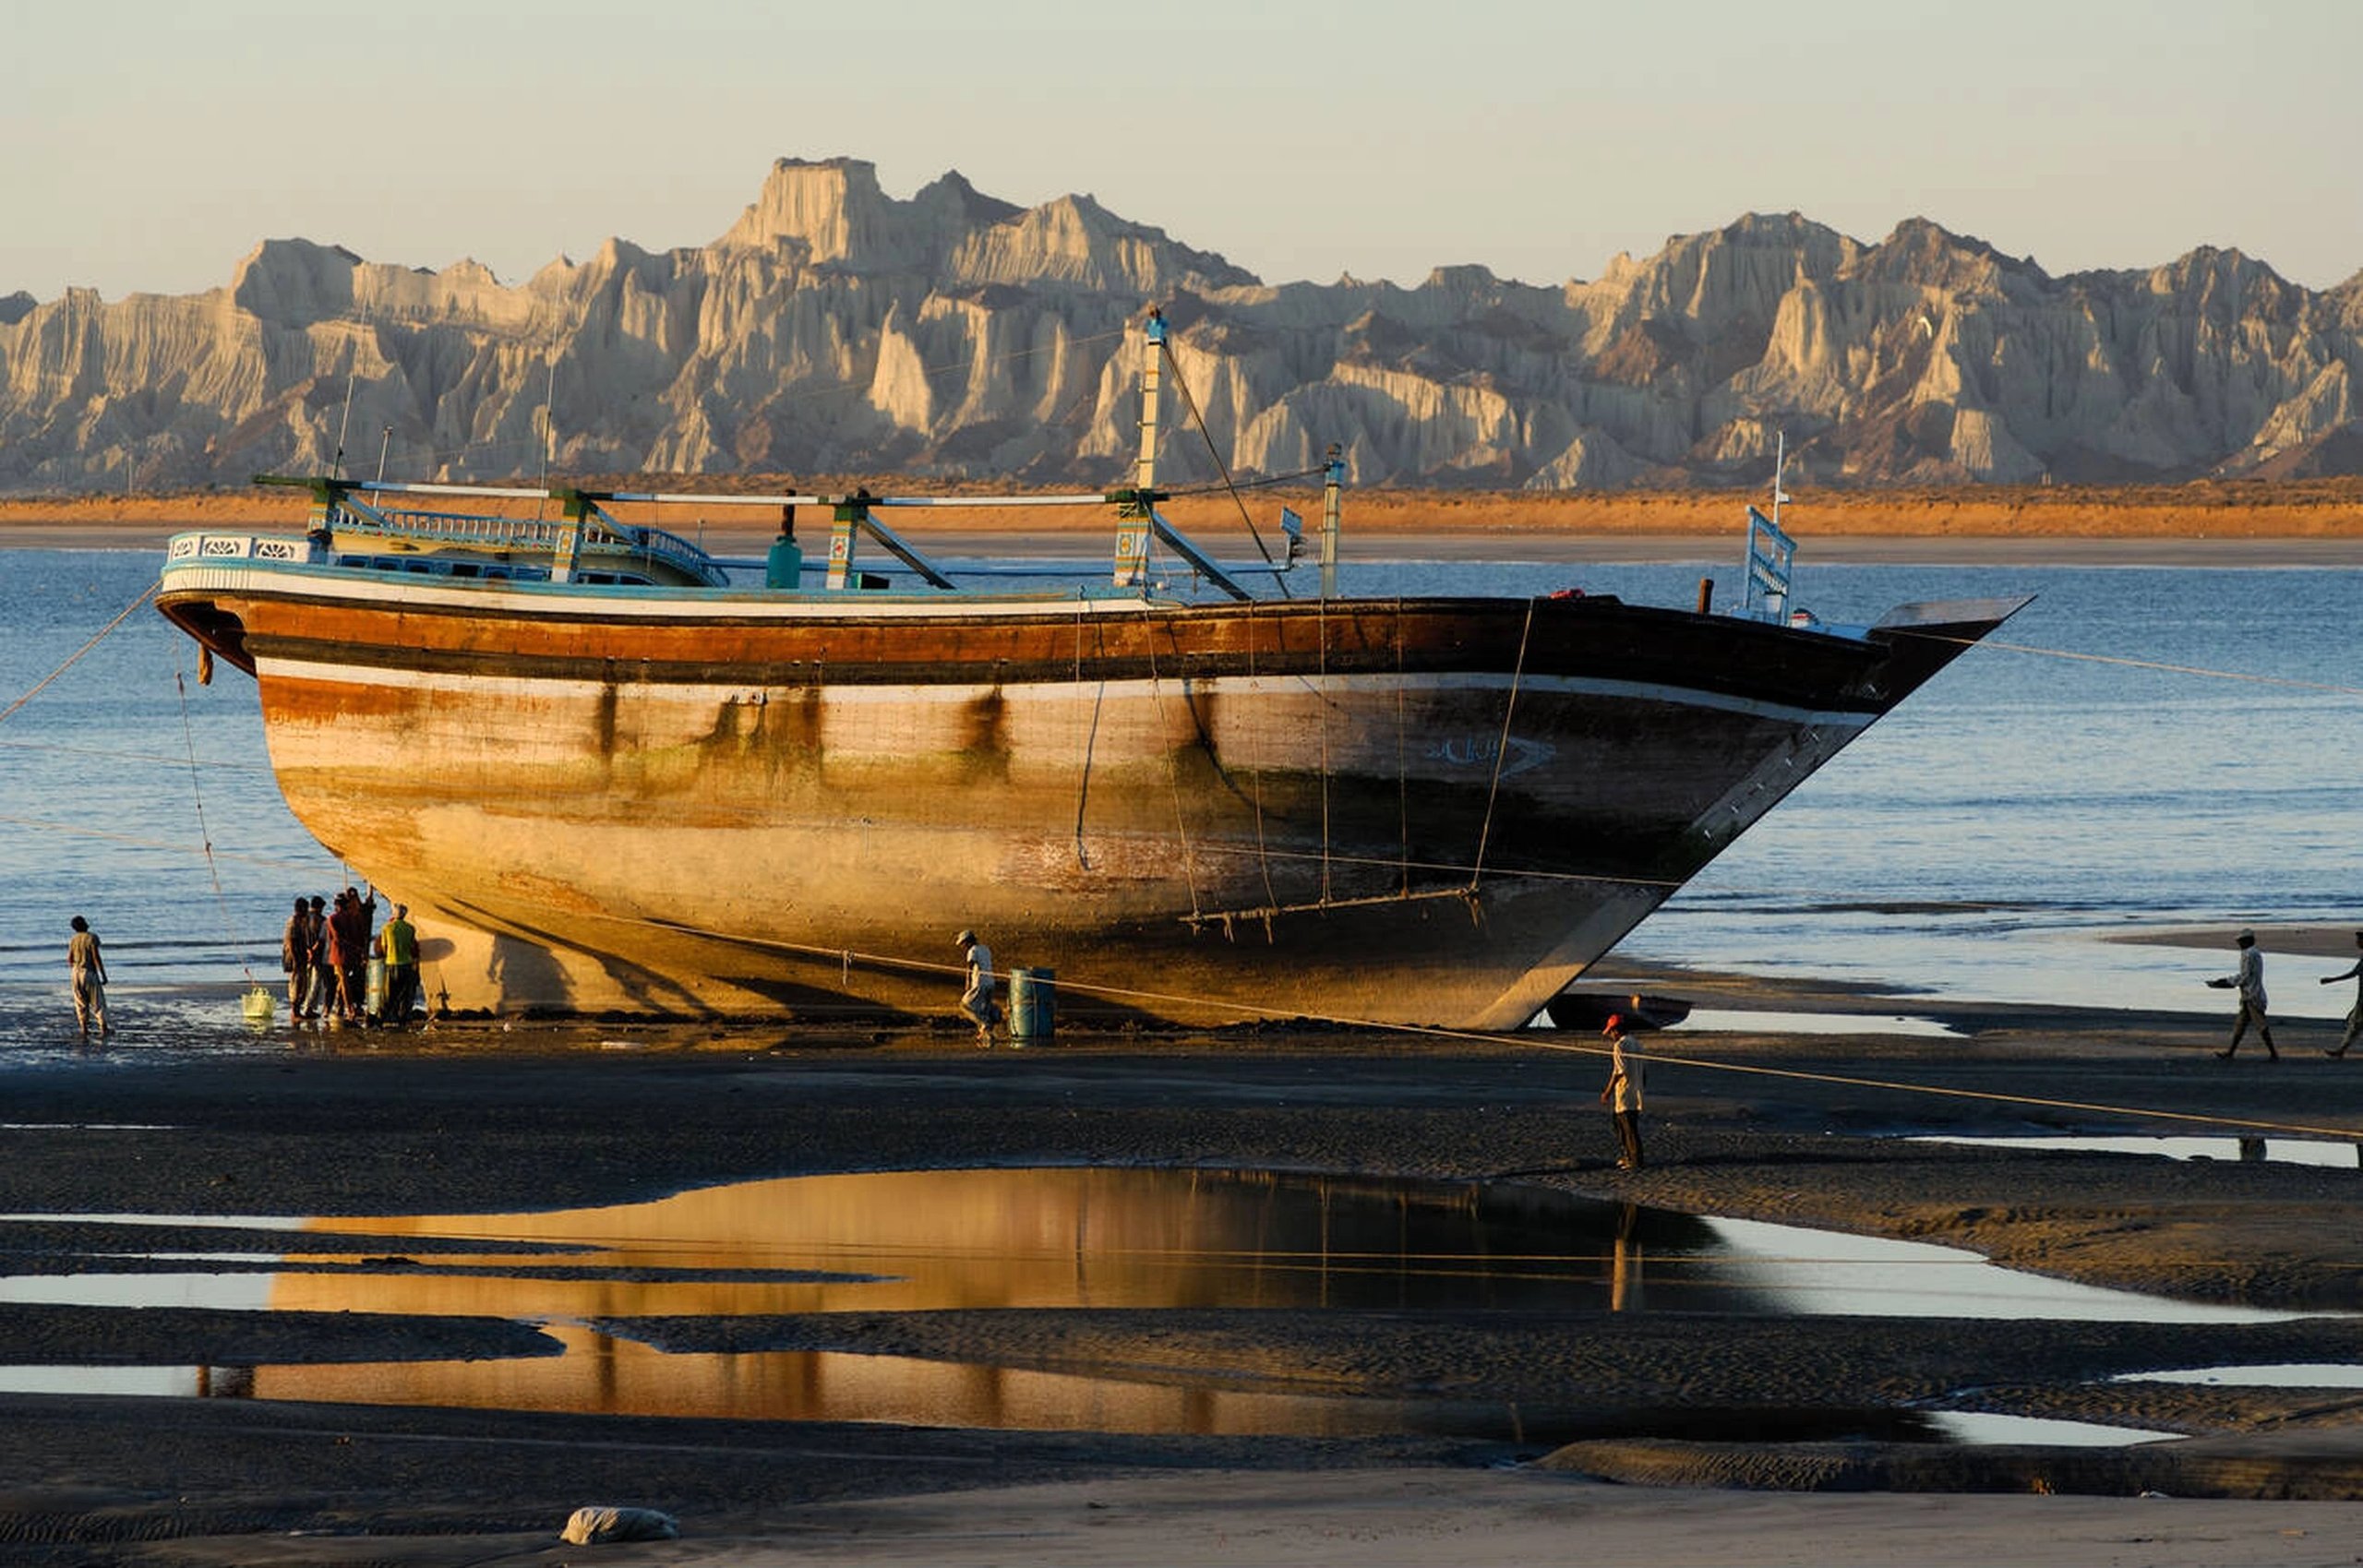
257, 1323, 1553, 1435
259, 1168, 1721, 1422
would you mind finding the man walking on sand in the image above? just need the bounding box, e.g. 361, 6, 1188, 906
67, 915, 110, 1039
957, 929, 1000, 1047
1600, 1014, 1645, 1170
2211, 928, 2278, 1060
2322, 930, 2363, 1058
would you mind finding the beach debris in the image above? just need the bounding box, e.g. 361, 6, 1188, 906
560, 1505, 679, 1545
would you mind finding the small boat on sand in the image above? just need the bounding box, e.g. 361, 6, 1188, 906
157, 313, 2023, 1030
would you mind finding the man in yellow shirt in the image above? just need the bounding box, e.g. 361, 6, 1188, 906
377, 904, 421, 1027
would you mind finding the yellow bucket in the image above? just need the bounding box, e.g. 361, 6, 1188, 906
241, 986, 276, 1024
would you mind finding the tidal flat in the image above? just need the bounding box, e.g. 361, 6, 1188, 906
5, 976, 2363, 1564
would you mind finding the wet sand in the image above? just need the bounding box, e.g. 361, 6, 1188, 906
6, 978, 2363, 1562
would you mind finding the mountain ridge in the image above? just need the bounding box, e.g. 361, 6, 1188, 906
3, 157, 2357, 493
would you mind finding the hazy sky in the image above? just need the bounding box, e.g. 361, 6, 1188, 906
9, 0, 2358, 303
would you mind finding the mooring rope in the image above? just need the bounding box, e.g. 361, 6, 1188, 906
1923, 632, 2363, 696
0, 583, 157, 729
0, 811, 319, 872
599, 905, 2363, 1143
174, 669, 262, 989
0, 736, 271, 772
1517, 1034, 2363, 1143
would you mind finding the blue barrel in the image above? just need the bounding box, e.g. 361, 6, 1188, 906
1010, 967, 1056, 1043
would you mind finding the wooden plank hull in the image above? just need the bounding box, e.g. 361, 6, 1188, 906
159, 562, 2015, 1028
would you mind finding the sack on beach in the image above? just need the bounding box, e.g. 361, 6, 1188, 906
561, 1505, 678, 1545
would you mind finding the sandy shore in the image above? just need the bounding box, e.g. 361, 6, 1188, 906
6, 974, 2363, 1563
10, 479, 2363, 564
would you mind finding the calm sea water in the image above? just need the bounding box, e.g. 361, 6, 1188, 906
1, 546, 2357, 1042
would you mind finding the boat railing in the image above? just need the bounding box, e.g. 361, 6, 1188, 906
349, 507, 578, 552
603, 521, 722, 582
340, 506, 726, 585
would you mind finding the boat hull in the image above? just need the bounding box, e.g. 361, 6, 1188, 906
159, 561, 2018, 1028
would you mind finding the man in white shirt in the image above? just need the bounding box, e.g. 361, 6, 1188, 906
958, 929, 1000, 1047
2211, 929, 2278, 1060
1600, 1014, 1645, 1169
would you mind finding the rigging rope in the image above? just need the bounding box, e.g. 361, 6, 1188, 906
1143, 613, 1205, 920
1070, 601, 1102, 870
1466, 596, 1537, 894
1317, 597, 1333, 904
1158, 339, 1289, 594
1395, 601, 1412, 899
1242, 601, 1280, 918
1164, 464, 1332, 497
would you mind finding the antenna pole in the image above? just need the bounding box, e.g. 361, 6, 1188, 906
539, 359, 558, 492
1320, 443, 1345, 599
331, 332, 361, 479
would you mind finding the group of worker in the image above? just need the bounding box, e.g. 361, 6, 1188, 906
64, 892, 421, 1038
278, 888, 422, 1029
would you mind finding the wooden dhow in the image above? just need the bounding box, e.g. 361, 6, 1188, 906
158, 316, 2023, 1029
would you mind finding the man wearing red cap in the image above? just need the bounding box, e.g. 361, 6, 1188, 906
1600, 1014, 1645, 1170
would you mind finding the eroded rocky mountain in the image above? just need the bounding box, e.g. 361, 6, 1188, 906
5, 157, 2359, 493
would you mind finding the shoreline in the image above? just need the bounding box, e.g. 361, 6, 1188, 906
8, 480, 2363, 566
18, 521, 2363, 568
7, 978, 2363, 1562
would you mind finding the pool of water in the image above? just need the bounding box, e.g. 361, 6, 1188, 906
1667, 1010, 1964, 1038
1921, 1410, 2182, 1446
1912, 1134, 2363, 1169
0, 1167, 2290, 1440
2114, 1363, 2363, 1389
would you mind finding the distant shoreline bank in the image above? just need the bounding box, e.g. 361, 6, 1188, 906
7, 481, 2363, 565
